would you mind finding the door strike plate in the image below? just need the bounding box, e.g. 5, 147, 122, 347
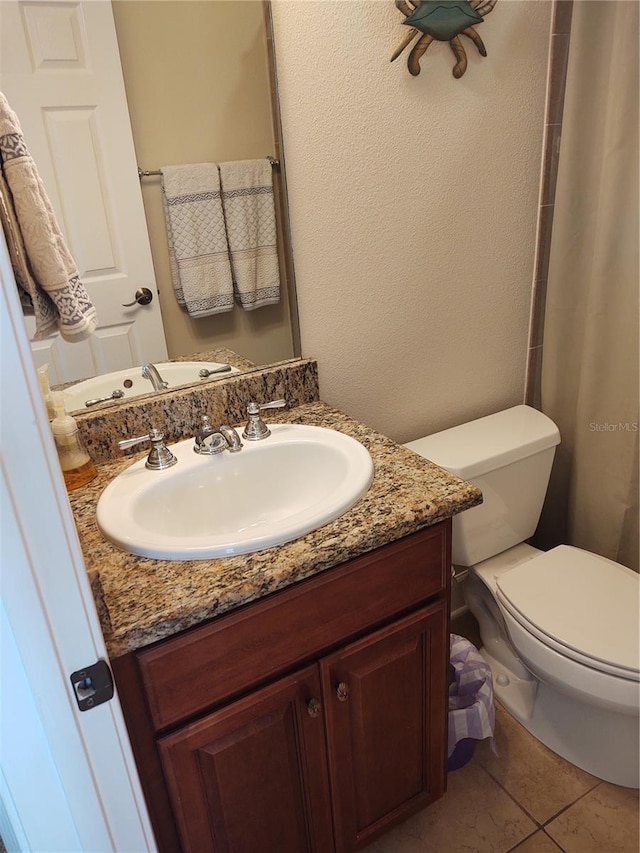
70, 660, 114, 711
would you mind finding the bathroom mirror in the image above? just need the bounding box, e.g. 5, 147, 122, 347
3, 0, 300, 413
111, 0, 300, 371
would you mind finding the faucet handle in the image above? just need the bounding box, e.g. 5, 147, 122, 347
118, 427, 177, 470
248, 399, 286, 412
242, 399, 286, 441
197, 414, 213, 435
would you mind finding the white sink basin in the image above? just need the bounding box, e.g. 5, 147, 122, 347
96, 424, 374, 560
63, 362, 239, 411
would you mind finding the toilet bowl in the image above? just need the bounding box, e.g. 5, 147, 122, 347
405, 406, 640, 788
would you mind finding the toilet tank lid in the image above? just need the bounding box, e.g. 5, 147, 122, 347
404, 405, 560, 479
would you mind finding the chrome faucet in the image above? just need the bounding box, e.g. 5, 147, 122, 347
141, 362, 169, 391
242, 399, 286, 440
194, 416, 243, 455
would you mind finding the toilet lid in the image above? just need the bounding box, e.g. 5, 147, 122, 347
496, 546, 640, 677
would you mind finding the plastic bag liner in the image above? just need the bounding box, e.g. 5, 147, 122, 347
448, 634, 495, 770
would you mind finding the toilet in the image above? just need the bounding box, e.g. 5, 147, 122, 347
405, 405, 639, 788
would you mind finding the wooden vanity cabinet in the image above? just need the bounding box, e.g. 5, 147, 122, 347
112, 520, 452, 853
159, 664, 334, 853
322, 605, 447, 850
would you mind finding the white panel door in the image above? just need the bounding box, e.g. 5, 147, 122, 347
0, 0, 168, 385
1, 225, 156, 849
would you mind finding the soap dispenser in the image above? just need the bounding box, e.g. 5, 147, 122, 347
37, 363, 56, 421
50, 392, 98, 490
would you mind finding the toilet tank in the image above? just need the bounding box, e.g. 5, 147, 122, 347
404, 406, 560, 566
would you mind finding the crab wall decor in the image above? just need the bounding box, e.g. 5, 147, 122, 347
391, 0, 497, 78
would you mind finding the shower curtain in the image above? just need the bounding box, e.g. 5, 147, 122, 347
539, 0, 639, 571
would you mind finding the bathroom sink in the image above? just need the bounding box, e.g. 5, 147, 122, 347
62, 362, 239, 411
96, 424, 374, 559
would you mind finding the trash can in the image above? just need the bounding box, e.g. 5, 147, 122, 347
447, 634, 495, 771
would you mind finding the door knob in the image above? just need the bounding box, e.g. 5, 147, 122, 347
122, 287, 153, 307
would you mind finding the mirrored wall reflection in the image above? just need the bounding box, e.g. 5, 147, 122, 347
112, 0, 297, 366
2, 0, 299, 408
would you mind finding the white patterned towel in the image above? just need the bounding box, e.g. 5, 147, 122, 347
160, 164, 233, 317
0, 92, 97, 342
219, 159, 280, 311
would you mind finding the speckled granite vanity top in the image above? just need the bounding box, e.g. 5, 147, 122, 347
70, 402, 481, 658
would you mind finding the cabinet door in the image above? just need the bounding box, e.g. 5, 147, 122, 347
321, 602, 448, 851
158, 665, 334, 853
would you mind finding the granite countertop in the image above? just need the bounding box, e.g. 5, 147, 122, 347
70, 402, 482, 658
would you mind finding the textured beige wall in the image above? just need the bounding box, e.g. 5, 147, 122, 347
112, 0, 294, 366
271, 0, 552, 442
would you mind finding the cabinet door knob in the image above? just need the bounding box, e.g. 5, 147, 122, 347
307, 698, 321, 718
336, 682, 350, 702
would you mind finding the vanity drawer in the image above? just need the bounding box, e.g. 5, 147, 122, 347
136, 521, 451, 731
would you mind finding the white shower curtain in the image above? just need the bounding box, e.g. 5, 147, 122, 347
539, 0, 639, 571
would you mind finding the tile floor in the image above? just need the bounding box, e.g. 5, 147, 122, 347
365, 702, 639, 853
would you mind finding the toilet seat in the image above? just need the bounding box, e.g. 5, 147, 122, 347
495, 546, 640, 681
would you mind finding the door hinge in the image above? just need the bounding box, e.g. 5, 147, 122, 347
70, 660, 114, 711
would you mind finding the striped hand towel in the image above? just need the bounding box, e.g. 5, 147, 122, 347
160, 164, 233, 317
219, 159, 280, 311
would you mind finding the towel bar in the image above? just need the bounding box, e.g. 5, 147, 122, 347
137, 156, 279, 180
